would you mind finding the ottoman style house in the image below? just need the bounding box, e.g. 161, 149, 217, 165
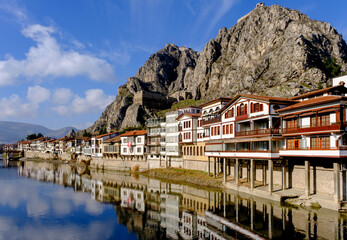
277, 82, 347, 202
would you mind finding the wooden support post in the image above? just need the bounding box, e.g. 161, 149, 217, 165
305, 160, 310, 196
235, 158, 239, 184
263, 161, 266, 186
250, 159, 255, 190
213, 157, 216, 178
268, 160, 273, 194
208, 157, 210, 177
282, 159, 287, 190
334, 162, 341, 202
223, 157, 227, 183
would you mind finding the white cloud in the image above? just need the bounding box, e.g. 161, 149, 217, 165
53, 89, 114, 116
27, 85, 51, 104
0, 85, 51, 119
0, 24, 115, 86
53, 88, 73, 105
0, 94, 38, 118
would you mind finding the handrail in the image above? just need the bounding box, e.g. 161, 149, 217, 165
235, 128, 281, 137
283, 122, 342, 134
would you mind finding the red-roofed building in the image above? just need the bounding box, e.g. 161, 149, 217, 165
91, 132, 118, 158
275, 90, 347, 202
120, 130, 147, 160
17, 140, 31, 151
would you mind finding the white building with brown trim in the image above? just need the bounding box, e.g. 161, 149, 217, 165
120, 130, 147, 160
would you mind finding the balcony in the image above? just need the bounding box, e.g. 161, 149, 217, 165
235, 114, 248, 121
235, 128, 281, 137
148, 150, 160, 154
281, 146, 347, 151
202, 115, 221, 125
147, 132, 161, 137
147, 141, 160, 146
282, 122, 343, 134
279, 145, 347, 158
147, 118, 165, 128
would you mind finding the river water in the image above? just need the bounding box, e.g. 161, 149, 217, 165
0, 159, 346, 240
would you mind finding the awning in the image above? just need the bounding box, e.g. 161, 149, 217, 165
299, 111, 316, 117
318, 107, 339, 114
283, 114, 297, 119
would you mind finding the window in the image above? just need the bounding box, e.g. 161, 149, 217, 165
238, 103, 247, 116
123, 147, 127, 153
137, 147, 141, 153
137, 137, 141, 143
225, 108, 234, 118
286, 118, 297, 129
287, 139, 301, 150
311, 136, 330, 149
251, 103, 263, 113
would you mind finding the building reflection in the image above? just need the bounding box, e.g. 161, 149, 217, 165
18, 161, 347, 240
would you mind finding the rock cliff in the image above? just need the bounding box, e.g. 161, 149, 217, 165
85, 44, 199, 133
85, 4, 347, 133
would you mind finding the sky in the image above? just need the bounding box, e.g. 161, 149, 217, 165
0, 0, 346, 130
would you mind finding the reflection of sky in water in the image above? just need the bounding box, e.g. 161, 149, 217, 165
0, 166, 138, 240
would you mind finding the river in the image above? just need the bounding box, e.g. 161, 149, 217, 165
0, 159, 346, 239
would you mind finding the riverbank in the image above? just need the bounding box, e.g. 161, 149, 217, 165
140, 168, 223, 190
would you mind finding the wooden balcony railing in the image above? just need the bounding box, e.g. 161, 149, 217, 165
283, 122, 343, 134
147, 141, 160, 145
235, 128, 281, 137
202, 115, 221, 125
281, 146, 347, 151
235, 114, 248, 121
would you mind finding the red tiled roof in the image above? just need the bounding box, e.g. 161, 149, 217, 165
198, 97, 233, 108
103, 135, 121, 143
277, 96, 343, 112
120, 130, 147, 137
176, 113, 201, 120
75, 137, 90, 141
290, 85, 347, 100
93, 132, 117, 139
219, 94, 297, 114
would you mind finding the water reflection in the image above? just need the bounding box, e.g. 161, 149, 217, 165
8, 160, 347, 239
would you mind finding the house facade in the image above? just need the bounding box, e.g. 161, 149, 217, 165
120, 130, 147, 161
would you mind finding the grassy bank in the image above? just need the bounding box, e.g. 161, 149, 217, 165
140, 168, 223, 190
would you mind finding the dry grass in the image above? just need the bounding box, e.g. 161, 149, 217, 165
141, 168, 223, 190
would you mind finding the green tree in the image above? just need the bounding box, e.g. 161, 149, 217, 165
322, 57, 342, 78
98, 127, 107, 135
82, 130, 92, 138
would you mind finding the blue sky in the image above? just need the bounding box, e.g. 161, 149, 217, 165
0, 0, 346, 130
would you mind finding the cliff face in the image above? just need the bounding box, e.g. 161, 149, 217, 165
184, 4, 347, 100
85, 44, 199, 133
85, 4, 347, 133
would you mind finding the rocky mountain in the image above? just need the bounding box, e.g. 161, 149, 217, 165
0, 121, 78, 143
85, 3, 347, 133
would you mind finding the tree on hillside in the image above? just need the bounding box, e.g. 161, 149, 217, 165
82, 130, 92, 138
26, 133, 44, 140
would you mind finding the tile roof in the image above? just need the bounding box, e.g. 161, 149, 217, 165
277, 96, 343, 112
290, 85, 347, 100
176, 113, 201, 120
219, 94, 297, 114
103, 135, 121, 143
198, 97, 233, 108
120, 130, 147, 137
93, 132, 117, 139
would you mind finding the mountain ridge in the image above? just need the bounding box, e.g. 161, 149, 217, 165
84, 3, 347, 134
0, 121, 78, 143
